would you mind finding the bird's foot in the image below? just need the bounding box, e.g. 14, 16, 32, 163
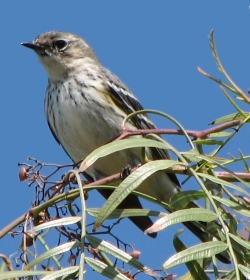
120, 165, 132, 179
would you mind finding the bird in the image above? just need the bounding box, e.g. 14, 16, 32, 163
21, 31, 229, 263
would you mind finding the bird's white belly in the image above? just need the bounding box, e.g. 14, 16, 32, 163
45, 80, 178, 202
45, 81, 141, 179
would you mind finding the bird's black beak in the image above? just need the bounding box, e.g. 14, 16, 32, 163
21, 42, 45, 52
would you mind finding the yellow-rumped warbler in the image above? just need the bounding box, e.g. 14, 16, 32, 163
22, 31, 229, 263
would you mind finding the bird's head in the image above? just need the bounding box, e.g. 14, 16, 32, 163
22, 31, 100, 81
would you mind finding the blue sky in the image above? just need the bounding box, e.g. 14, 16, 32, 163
1, 1, 250, 279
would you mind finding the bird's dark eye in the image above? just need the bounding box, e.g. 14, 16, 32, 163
54, 40, 67, 51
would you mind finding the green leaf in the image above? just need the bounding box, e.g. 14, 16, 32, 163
79, 138, 173, 172
238, 264, 250, 278
209, 132, 232, 138
87, 208, 165, 219
0, 270, 50, 279
162, 241, 228, 270
211, 113, 244, 125
181, 149, 201, 163
229, 233, 250, 250
173, 235, 210, 280
41, 266, 79, 280
145, 209, 217, 234
86, 234, 158, 277
170, 191, 207, 209
198, 173, 250, 197
193, 139, 224, 146
238, 149, 250, 172
87, 235, 141, 269
212, 196, 250, 217
94, 159, 185, 231
85, 257, 131, 280
188, 154, 250, 189
24, 241, 80, 270
34, 216, 82, 231
220, 87, 247, 118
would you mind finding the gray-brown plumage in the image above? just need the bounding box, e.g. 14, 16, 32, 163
22, 31, 230, 263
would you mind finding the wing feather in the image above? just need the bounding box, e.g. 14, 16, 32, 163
103, 67, 180, 186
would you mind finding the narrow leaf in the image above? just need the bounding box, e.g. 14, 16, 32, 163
173, 235, 210, 280
238, 264, 250, 278
209, 132, 232, 138
170, 191, 207, 209
94, 159, 185, 231
228, 233, 250, 250
145, 209, 217, 234
198, 173, 250, 197
87, 208, 165, 219
41, 266, 79, 280
34, 216, 81, 231
0, 270, 49, 279
163, 241, 228, 270
79, 138, 172, 172
24, 241, 80, 270
212, 113, 243, 125
212, 196, 250, 217
86, 234, 157, 276
193, 139, 224, 146
85, 257, 131, 280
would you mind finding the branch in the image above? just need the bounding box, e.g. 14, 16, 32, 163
116, 119, 241, 141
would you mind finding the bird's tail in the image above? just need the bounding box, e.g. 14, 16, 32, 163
98, 189, 157, 238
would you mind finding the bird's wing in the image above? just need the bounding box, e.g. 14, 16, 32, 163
103, 67, 180, 186
102, 68, 232, 264
103, 67, 156, 130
